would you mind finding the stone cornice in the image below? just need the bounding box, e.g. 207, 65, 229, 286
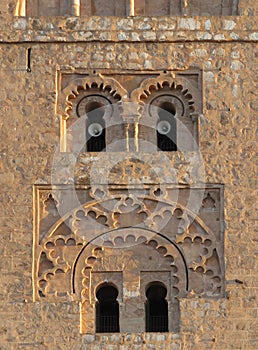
0, 16, 257, 43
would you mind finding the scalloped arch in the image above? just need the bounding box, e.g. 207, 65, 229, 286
35, 191, 223, 301
74, 228, 188, 300
131, 74, 201, 115
64, 75, 128, 116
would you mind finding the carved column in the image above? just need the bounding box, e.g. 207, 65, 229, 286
15, 0, 26, 16
190, 113, 200, 151
119, 102, 143, 152
181, 0, 188, 16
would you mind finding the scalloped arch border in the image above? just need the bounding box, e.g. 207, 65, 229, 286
131, 73, 201, 114
63, 75, 128, 117
38, 194, 220, 298
73, 226, 189, 296
41, 195, 217, 246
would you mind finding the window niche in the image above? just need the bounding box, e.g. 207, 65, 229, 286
62, 77, 125, 153
145, 282, 169, 332
156, 101, 177, 152
137, 75, 201, 153
95, 283, 120, 333
57, 70, 202, 153
140, 270, 181, 333
84, 101, 106, 152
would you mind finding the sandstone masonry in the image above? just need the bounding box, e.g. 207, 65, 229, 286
0, 0, 257, 349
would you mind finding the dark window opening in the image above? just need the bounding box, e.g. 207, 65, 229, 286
157, 101, 177, 151
96, 284, 120, 333
86, 102, 106, 152
145, 282, 168, 332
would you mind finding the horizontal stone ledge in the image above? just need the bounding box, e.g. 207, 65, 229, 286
0, 30, 257, 44
0, 16, 257, 43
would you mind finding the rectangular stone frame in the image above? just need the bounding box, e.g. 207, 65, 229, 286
55, 67, 203, 152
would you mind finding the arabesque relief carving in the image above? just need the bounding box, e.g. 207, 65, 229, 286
34, 184, 224, 332
34, 185, 224, 304
33, 68, 224, 333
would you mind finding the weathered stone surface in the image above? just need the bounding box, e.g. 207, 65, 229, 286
0, 0, 257, 348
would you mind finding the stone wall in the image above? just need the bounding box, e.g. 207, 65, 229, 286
0, 7, 257, 350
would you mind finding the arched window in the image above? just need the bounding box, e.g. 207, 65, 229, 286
156, 101, 177, 151
85, 101, 106, 152
96, 284, 119, 333
145, 282, 168, 332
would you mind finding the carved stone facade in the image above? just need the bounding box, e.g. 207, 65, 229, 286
57, 69, 201, 152
0, 0, 257, 349
37, 67, 223, 335
34, 184, 224, 333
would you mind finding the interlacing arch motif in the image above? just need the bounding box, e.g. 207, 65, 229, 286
35, 192, 223, 301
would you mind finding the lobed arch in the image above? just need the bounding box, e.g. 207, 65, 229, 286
145, 281, 169, 332
130, 73, 202, 152
72, 226, 189, 299
58, 75, 127, 152
77, 227, 186, 333
131, 74, 200, 113
95, 282, 120, 333
35, 191, 224, 301
65, 76, 126, 116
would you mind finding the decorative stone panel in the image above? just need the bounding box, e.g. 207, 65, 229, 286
33, 184, 224, 333
56, 68, 202, 153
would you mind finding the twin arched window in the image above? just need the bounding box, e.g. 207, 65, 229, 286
95, 282, 168, 333
64, 74, 200, 153
81, 99, 178, 153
